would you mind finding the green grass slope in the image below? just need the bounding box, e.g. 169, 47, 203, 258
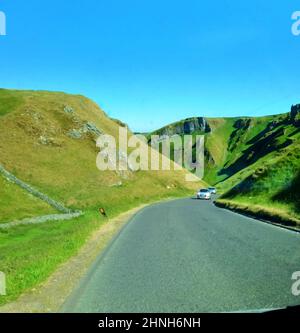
217, 140, 300, 226
0, 175, 57, 224
216, 108, 300, 226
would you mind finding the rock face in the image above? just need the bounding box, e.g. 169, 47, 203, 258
64, 105, 74, 114
67, 122, 103, 140
85, 122, 102, 136
290, 104, 300, 126
63, 105, 103, 140
183, 117, 210, 134
67, 129, 82, 139
157, 117, 211, 136
233, 118, 251, 130
291, 104, 300, 118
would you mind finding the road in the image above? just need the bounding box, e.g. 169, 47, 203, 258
62, 198, 300, 313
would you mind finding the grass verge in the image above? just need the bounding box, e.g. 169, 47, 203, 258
215, 198, 300, 230
0, 190, 192, 307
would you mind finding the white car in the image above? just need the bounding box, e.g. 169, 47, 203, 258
197, 189, 212, 200
208, 187, 217, 194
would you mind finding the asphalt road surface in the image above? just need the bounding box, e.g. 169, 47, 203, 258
62, 198, 300, 313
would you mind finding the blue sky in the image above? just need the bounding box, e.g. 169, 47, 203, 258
0, 1, 300, 132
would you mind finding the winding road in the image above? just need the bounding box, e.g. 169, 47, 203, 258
62, 198, 300, 313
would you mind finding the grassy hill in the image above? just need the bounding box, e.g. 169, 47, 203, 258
0, 89, 202, 212
148, 105, 300, 226
0, 88, 205, 305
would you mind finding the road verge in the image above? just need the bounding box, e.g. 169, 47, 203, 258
215, 199, 300, 232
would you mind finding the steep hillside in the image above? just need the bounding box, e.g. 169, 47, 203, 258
148, 105, 300, 225
218, 140, 300, 226
148, 115, 279, 184
225, 107, 300, 226
0, 88, 205, 305
0, 89, 202, 213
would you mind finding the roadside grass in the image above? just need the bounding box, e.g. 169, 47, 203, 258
0, 187, 194, 306
216, 199, 300, 229
0, 176, 57, 224
0, 211, 99, 306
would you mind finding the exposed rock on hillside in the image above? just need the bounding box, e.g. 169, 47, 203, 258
290, 104, 300, 126
155, 117, 211, 136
